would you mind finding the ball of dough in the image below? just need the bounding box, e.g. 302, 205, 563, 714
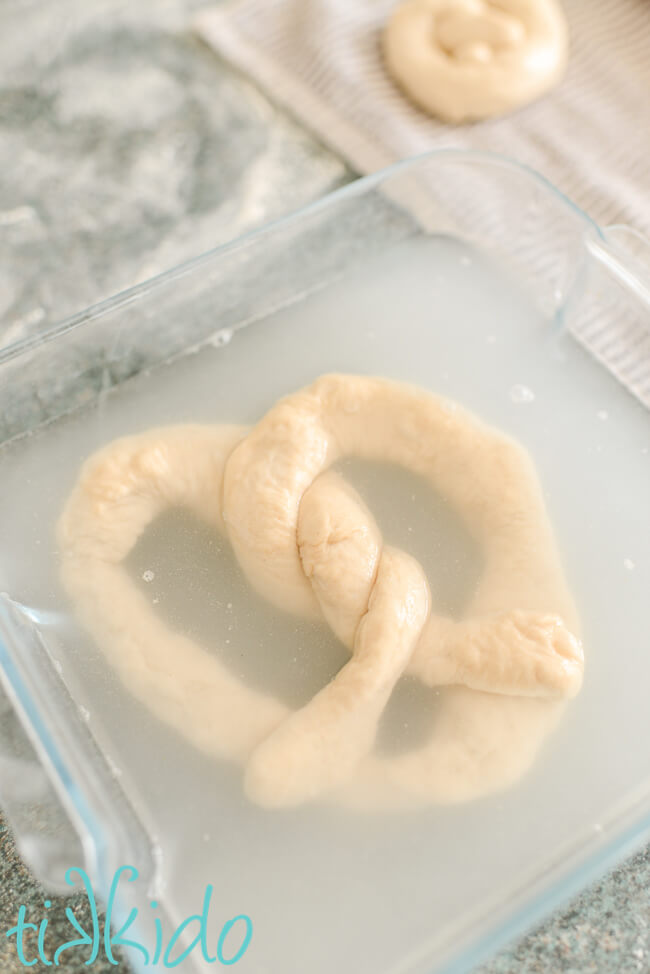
383, 0, 569, 122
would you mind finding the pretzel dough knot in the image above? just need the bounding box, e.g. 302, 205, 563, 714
58, 375, 583, 810
384, 0, 569, 122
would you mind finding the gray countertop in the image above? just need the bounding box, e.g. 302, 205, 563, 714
1, 1, 648, 971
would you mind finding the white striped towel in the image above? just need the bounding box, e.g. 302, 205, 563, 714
194, 0, 650, 406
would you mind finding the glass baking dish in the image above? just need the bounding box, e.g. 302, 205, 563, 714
0, 149, 649, 974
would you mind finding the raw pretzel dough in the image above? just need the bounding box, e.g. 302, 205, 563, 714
383, 0, 569, 122
58, 374, 583, 810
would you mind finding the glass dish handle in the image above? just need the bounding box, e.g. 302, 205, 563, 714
0, 683, 87, 895
563, 224, 650, 407
590, 224, 650, 318
0, 594, 154, 896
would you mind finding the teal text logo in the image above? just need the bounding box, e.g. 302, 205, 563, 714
6, 865, 252, 968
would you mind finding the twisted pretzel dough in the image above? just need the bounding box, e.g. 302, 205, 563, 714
58, 374, 583, 810
383, 0, 568, 122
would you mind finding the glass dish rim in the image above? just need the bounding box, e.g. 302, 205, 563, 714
0, 146, 603, 368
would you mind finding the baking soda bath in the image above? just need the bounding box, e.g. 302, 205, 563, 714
1, 233, 648, 974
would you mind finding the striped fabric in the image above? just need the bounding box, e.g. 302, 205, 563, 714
195, 0, 650, 406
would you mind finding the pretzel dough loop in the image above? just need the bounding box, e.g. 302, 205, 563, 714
58, 374, 583, 810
